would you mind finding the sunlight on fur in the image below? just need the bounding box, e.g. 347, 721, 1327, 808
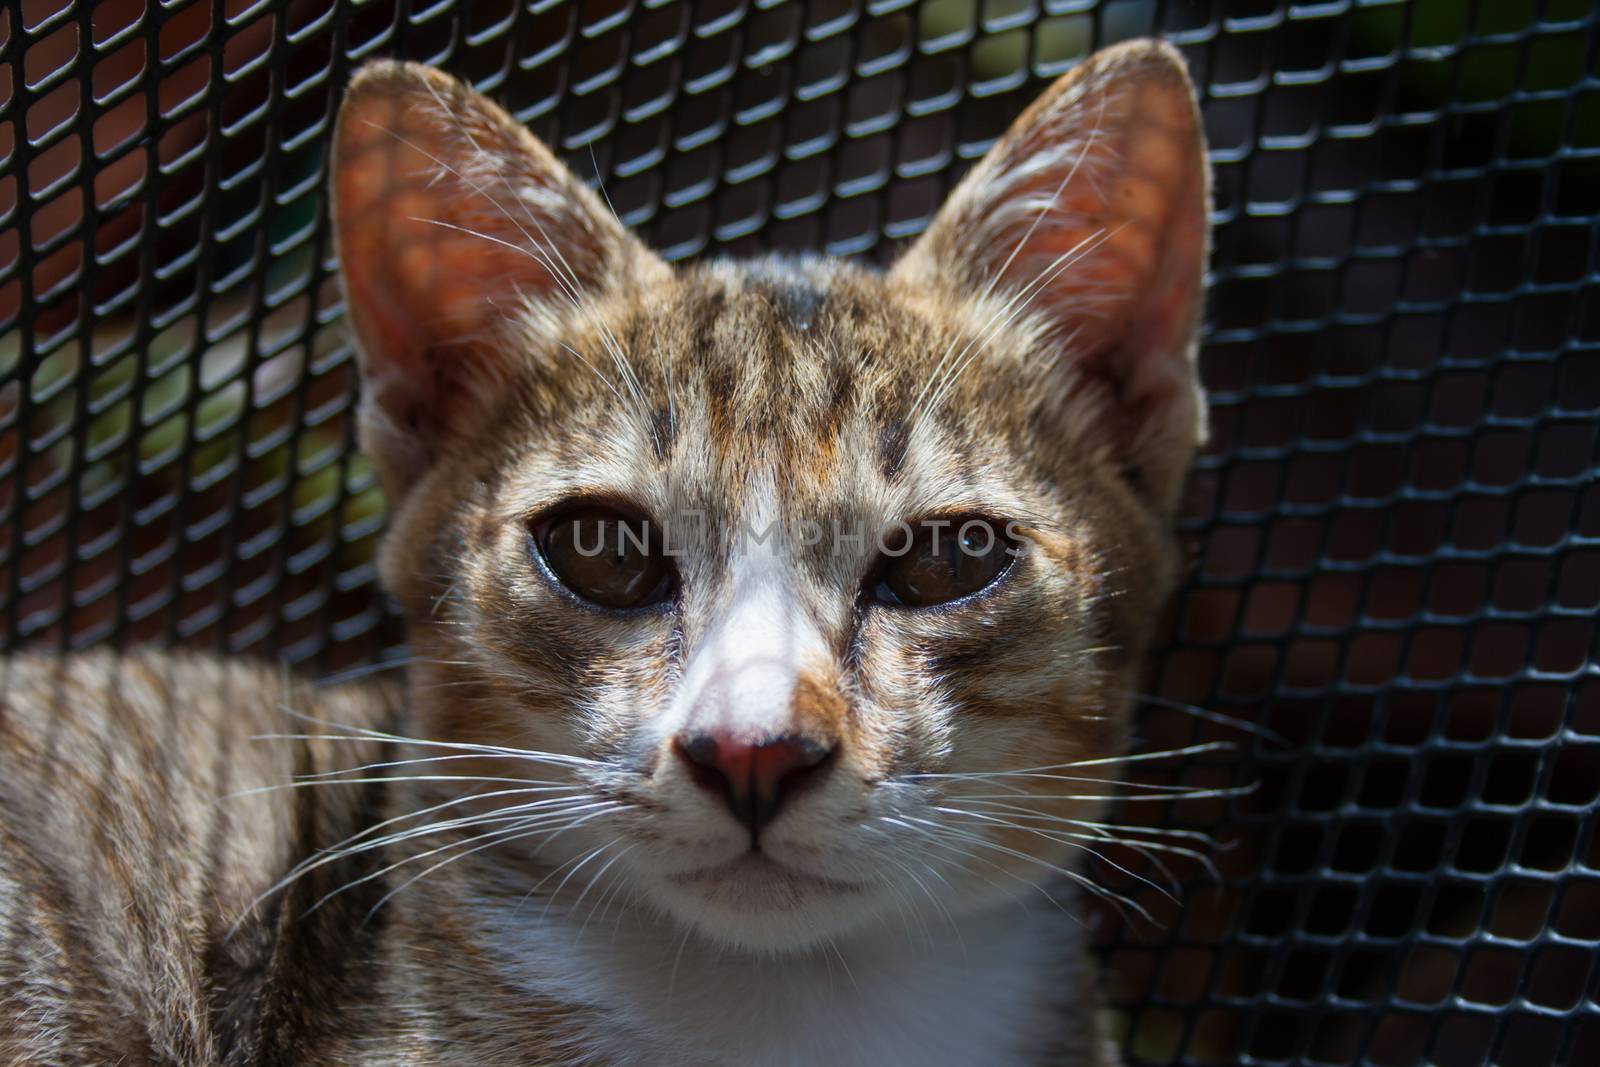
0, 39, 1213, 1067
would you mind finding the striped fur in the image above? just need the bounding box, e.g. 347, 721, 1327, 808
0, 40, 1210, 1066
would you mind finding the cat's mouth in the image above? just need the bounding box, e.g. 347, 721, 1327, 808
668, 853, 865, 909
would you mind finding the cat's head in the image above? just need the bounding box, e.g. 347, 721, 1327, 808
332, 41, 1209, 952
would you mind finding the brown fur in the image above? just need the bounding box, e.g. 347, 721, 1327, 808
0, 39, 1210, 1066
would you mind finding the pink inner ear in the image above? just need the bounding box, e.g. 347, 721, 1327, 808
331, 62, 657, 491
334, 87, 567, 402
982, 68, 1207, 369
891, 44, 1210, 511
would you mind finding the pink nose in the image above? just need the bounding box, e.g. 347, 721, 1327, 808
674, 731, 836, 835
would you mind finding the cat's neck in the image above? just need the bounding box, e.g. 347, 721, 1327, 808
457, 892, 1096, 1067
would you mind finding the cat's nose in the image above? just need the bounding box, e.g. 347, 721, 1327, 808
674, 731, 836, 835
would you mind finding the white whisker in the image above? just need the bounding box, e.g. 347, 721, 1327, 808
899, 741, 1236, 780
252, 730, 600, 769
894, 813, 1153, 923
1131, 692, 1290, 746
934, 806, 1177, 904
224, 776, 578, 801
356, 804, 625, 923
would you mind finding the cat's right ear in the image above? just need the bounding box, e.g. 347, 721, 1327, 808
891, 40, 1210, 516
331, 60, 663, 496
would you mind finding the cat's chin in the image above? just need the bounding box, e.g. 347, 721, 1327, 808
652, 852, 876, 952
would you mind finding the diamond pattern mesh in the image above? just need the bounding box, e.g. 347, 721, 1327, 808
1, 2, 1596, 1064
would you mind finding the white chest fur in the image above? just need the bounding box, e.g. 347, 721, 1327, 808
476, 901, 1082, 1067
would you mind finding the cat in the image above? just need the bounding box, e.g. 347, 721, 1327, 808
0, 38, 1210, 1067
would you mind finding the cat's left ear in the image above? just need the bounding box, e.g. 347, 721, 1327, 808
332, 61, 666, 497
892, 40, 1210, 515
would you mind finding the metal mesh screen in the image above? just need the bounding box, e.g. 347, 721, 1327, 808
2, 1, 1596, 1063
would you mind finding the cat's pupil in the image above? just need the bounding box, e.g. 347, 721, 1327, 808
875, 518, 1011, 607
537, 507, 670, 610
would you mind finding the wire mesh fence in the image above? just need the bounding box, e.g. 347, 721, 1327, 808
1, 0, 1596, 1063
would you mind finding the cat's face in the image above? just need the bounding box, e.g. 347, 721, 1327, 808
332, 42, 1209, 952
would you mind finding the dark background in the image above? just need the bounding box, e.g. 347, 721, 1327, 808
1, 1, 1597, 1063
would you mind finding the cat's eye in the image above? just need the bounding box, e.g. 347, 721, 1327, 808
870, 517, 1016, 607
533, 506, 674, 611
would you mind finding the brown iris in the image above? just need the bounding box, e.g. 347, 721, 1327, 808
872, 517, 1015, 607
535, 506, 673, 610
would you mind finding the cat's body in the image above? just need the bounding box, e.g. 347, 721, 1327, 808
0, 653, 395, 1065
0, 651, 1103, 1066
0, 39, 1210, 1067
